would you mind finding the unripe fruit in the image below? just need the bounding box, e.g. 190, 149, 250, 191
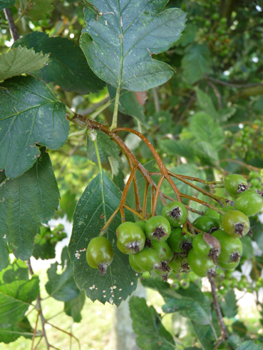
188, 250, 216, 277
116, 222, 145, 254
168, 256, 189, 274
167, 228, 192, 254
235, 189, 263, 216
132, 247, 161, 272
192, 233, 221, 263
145, 216, 171, 242
162, 201, 187, 227
86, 237, 113, 275
129, 254, 144, 273
224, 174, 248, 198
212, 230, 242, 270
193, 216, 220, 233
221, 210, 250, 238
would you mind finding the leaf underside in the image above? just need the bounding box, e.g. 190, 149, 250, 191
69, 171, 139, 306
0, 75, 68, 178
0, 47, 49, 82
80, 0, 186, 91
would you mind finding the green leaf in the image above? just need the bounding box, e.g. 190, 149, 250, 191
0, 260, 29, 284
159, 139, 196, 162
86, 131, 124, 189
59, 191, 77, 222
0, 47, 49, 82
32, 234, 55, 260
0, 275, 39, 326
218, 106, 237, 122
0, 0, 15, 11
182, 44, 212, 84
191, 322, 216, 350
68, 172, 139, 306
241, 236, 254, 262
196, 88, 218, 120
19, 0, 54, 20
45, 260, 80, 302
232, 320, 247, 337
80, 0, 186, 91
0, 235, 9, 272
64, 290, 86, 323
227, 334, 242, 349
13, 32, 105, 94
194, 140, 219, 165
0, 75, 68, 178
237, 341, 263, 350
108, 85, 146, 125
129, 296, 175, 350
190, 112, 225, 150
220, 289, 238, 318
0, 316, 34, 343
0, 149, 60, 260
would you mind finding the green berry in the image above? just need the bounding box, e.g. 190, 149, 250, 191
162, 201, 187, 227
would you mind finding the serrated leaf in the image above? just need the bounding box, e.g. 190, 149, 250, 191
69, 171, 139, 306
0, 0, 15, 11
0, 275, 39, 326
45, 259, 80, 302
0, 150, 60, 260
182, 44, 212, 84
196, 88, 218, 120
0, 316, 34, 343
0, 47, 49, 82
64, 290, 86, 323
220, 289, 238, 318
80, 0, 186, 91
108, 85, 146, 125
194, 140, 219, 165
232, 320, 247, 337
13, 32, 105, 94
190, 112, 225, 150
19, 0, 54, 20
218, 106, 236, 122
237, 341, 263, 350
0, 75, 68, 178
129, 296, 175, 350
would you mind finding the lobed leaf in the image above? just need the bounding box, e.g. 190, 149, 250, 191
13, 32, 105, 94
0, 150, 60, 260
0, 75, 68, 178
69, 171, 139, 306
0, 47, 49, 82
80, 0, 186, 91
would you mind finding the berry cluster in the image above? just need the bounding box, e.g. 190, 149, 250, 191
35, 224, 67, 246
85, 174, 263, 278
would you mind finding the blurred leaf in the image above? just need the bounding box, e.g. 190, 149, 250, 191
108, 86, 146, 125
13, 32, 105, 94
196, 88, 218, 120
0, 47, 49, 81
193, 140, 219, 165
220, 290, 238, 318
129, 296, 175, 350
19, 0, 54, 20
190, 112, 225, 150
0, 75, 68, 178
80, 0, 186, 90
64, 290, 86, 323
45, 259, 80, 302
0, 260, 28, 284
232, 321, 247, 337
237, 341, 263, 350
182, 44, 212, 84
176, 24, 197, 46
60, 191, 77, 222
227, 334, 242, 349
69, 172, 138, 306
32, 234, 55, 260
0, 276, 39, 326
0, 149, 60, 260
0, 316, 34, 343
0, 0, 15, 10
241, 236, 254, 263
191, 322, 216, 350
218, 107, 237, 122
159, 139, 196, 162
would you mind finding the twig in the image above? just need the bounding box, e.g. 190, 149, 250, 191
4, 8, 19, 41
46, 322, 81, 350
207, 81, 222, 109
220, 159, 261, 171
204, 75, 263, 88
152, 175, 164, 216
208, 275, 228, 341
